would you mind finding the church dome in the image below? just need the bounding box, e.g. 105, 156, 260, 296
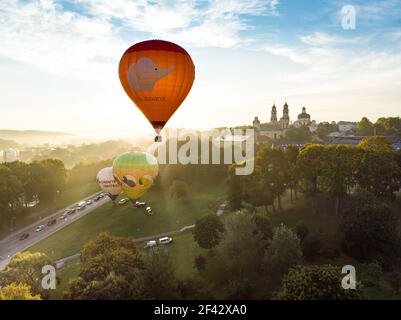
298, 107, 310, 119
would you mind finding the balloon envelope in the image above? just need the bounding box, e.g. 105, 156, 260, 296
119, 40, 195, 134
96, 167, 122, 201
112, 152, 159, 200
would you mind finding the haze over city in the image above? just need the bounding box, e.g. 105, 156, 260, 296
1, 0, 401, 136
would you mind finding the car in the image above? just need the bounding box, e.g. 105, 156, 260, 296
35, 225, 45, 232
135, 201, 146, 207
60, 213, 68, 220
145, 240, 157, 248
66, 208, 76, 215
158, 236, 173, 245
86, 200, 93, 205
145, 206, 152, 212
93, 196, 100, 202
19, 233, 29, 241
47, 219, 57, 226
118, 198, 128, 205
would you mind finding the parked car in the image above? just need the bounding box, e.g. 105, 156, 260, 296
118, 198, 128, 205
35, 225, 45, 232
158, 236, 173, 245
86, 200, 93, 205
47, 219, 57, 226
145, 240, 157, 248
19, 233, 29, 241
60, 213, 68, 220
135, 201, 146, 207
145, 206, 153, 215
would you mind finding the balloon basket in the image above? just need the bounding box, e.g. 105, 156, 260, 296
154, 135, 162, 142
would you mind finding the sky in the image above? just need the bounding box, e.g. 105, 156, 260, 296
0, 0, 401, 136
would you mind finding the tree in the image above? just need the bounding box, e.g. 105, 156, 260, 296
29, 159, 67, 204
340, 191, 401, 267
297, 144, 325, 213
390, 271, 401, 295
317, 122, 338, 140
194, 254, 206, 271
358, 136, 394, 153
253, 215, 273, 242
177, 277, 210, 300
193, 214, 225, 249
283, 126, 312, 142
355, 148, 401, 198
263, 225, 302, 277
169, 180, 190, 199
274, 265, 360, 300
227, 164, 244, 211
0, 283, 41, 300
143, 248, 178, 299
374, 117, 401, 136
0, 251, 53, 299
294, 222, 309, 241
207, 214, 266, 299
66, 233, 146, 300
251, 146, 287, 211
284, 145, 300, 201
0, 164, 23, 229
356, 117, 374, 136
320, 145, 357, 214
301, 234, 321, 261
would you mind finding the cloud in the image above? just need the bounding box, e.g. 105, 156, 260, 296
0, 0, 280, 74
263, 30, 401, 120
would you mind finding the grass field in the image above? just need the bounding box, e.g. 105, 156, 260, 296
27, 183, 226, 261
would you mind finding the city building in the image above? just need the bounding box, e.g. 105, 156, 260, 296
252, 103, 317, 140
2, 148, 20, 162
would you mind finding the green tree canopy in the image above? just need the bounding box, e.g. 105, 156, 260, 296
274, 264, 360, 300
193, 214, 225, 249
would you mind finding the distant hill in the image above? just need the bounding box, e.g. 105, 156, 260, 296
0, 130, 75, 145
0, 138, 19, 149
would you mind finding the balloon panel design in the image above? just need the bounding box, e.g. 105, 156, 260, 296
119, 40, 195, 132
96, 167, 122, 200
112, 152, 159, 200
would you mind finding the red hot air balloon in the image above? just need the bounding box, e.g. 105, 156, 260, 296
119, 40, 195, 141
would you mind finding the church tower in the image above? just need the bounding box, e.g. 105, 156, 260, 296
270, 104, 278, 124
280, 102, 290, 129
253, 116, 261, 130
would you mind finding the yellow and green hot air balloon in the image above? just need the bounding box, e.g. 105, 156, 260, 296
112, 152, 159, 201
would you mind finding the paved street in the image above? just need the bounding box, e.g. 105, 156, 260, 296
0, 192, 109, 270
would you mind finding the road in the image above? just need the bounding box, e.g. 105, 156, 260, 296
1, 198, 227, 271
0, 192, 110, 270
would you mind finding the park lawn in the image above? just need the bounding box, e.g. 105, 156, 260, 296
27, 183, 226, 261
51, 259, 81, 300
12, 182, 100, 232
49, 230, 202, 299
167, 231, 203, 279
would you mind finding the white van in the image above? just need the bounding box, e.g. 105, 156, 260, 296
145, 240, 157, 248
159, 237, 173, 245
